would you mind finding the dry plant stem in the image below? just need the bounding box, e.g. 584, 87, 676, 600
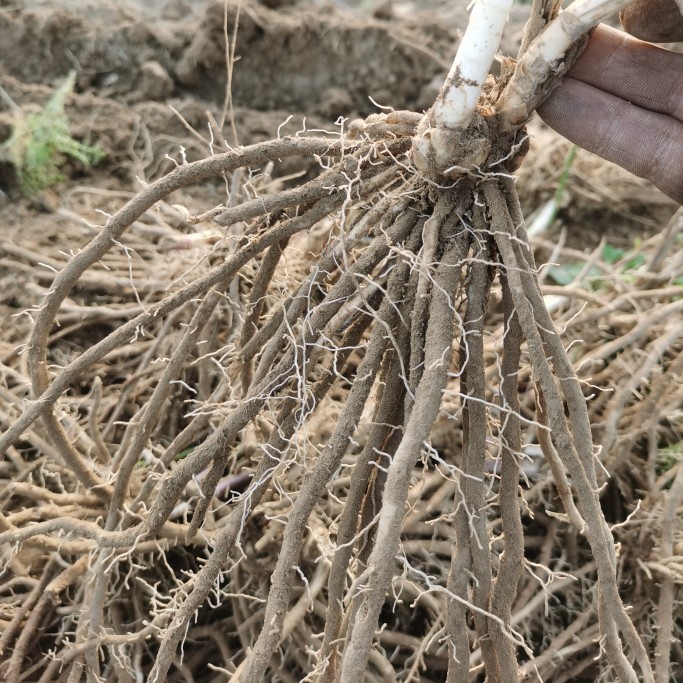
644, 349, 683, 491
148, 313, 374, 683
4, 565, 58, 682
339, 227, 466, 682
617, 347, 683, 472
6, 189, 346, 521
485, 182, 651, 682
0, 555, 58, 662
487, 277, 524, 682
581, 299, 683, 367
645, 207, 683, 276
654, 466, 683, 683
0, 208, 414, 551
109, 282, 229, 530
1, 137, 358, 459
124, 380, 234, 524
239, 284, 402, 682
519, 608, 595, 678
45, 555, 89, 603
218, 0, 240, 139
601, 324, 683, 475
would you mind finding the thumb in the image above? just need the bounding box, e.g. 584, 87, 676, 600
620, 0, 683, 41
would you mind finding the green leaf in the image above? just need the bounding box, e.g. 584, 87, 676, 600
547, 262, 601, 286
601, 244, 645, 272
601, 243, 625, 265
622, 254, 646, 272
1, 70, 104, 196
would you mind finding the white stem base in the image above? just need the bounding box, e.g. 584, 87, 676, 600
498, 0, 634, 126
433, 0, 514, 130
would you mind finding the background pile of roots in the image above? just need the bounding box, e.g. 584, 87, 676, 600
0, 1, 682, 682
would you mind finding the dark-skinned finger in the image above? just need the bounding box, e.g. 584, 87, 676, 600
538, 78, 683, 203
620, 0, 683, 42
565, 25, 683, 121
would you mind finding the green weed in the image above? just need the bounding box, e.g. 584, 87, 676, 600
548, 243, 648, 288
1, 71, 104, 196
656, 442, 683, 479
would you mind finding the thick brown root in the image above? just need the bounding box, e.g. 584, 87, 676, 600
1, 104, 672, 683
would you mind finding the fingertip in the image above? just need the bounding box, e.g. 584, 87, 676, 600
566, 26, 683, 121
538, 79, 683, 205
620, 0, 683, 42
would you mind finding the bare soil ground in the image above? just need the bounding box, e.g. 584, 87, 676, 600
0, 2, 681, 682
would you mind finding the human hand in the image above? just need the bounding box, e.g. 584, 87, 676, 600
620, 0, 683, 42
537, 1, 683, 203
